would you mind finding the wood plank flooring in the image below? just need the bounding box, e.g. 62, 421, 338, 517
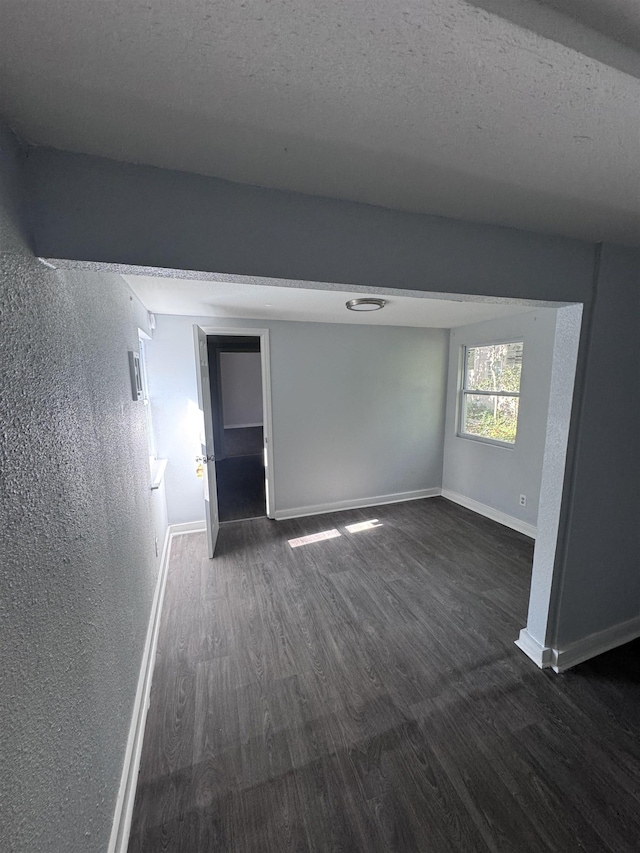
128, 498, 640, 852
223, 427, 264, 458
215, 455, 266, 522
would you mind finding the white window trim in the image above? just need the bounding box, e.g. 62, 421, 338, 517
457, 340, 523, 448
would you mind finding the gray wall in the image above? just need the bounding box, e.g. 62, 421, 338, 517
550, 246, 640, 646
25, 146, 596, 302
524, 304, 584, 650
220, 351, 263, 428
8, 148, 640, 680
443, 309, 559, 530
19, 147, 640, 655
146, 315, 448, 524
0, 128, 165, 853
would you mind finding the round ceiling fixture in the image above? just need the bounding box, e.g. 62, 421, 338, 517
346, 298, 386, 312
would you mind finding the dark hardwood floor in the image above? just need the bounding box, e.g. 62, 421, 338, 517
128, 498, 640, 852
223, 426, 263, 458
215, 455, 266, 522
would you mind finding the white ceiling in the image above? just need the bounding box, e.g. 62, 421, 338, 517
123, 274, 540, 327
1, 0, 639, 245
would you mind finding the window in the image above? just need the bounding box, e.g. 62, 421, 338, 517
460, 341, 523, 445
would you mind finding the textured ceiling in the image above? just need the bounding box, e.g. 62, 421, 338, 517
1, 0, 639, 245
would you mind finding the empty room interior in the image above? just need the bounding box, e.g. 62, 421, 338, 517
1, 2, 639, 852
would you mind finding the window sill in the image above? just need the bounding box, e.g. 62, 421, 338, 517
456, 433, 516, 449
150, 458, 168, 490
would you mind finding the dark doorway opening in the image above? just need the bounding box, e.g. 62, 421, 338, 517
207, 335, 266, 522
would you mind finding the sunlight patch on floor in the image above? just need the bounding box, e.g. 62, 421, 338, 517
288, 529, 341, 548
345, 519, 383, 533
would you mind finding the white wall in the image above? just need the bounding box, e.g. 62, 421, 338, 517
442, 308, 558, 533
146, 314, 449, 524
220, 351, 263, 428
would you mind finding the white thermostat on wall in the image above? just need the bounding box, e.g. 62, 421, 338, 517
128, 350, 143, 400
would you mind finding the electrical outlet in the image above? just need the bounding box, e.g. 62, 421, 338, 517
519, 494, 527, 507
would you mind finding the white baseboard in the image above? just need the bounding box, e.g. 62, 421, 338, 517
515, 615, 640, 673
441, 489, 537, 539
272, 488, 441, 521
224, 422, 263, 429
108, 521, 201, 853
515, 628, 553, 668
169, 520, 206, 536
550, 615, 640, 673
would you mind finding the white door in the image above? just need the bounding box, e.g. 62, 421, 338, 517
193, 325, 220, 558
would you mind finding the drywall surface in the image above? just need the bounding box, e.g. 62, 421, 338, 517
0, 130, 163, 853
524, 304, 583, 646
443, 309, 558, 529
0, 123, 31, 254
14, 142, 640, 661
552, 245, 640, 646
25, 146, 596, 302
220, 351, 263, 428
146, 315, 448, 524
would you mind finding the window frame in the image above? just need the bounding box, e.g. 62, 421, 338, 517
457, 339, 524, 448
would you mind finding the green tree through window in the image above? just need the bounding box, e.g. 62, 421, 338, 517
460, 342, 523, 444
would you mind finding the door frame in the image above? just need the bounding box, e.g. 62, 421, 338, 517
200, 326, 276, 518
194, 324, 221, 557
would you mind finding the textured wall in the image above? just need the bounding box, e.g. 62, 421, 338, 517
146, 314, 448, 524
0, 129, 163, 852
525, 304, 583, 646
14, 142, 640, 663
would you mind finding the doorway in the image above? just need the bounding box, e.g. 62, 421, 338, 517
207, 334, 266, 522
